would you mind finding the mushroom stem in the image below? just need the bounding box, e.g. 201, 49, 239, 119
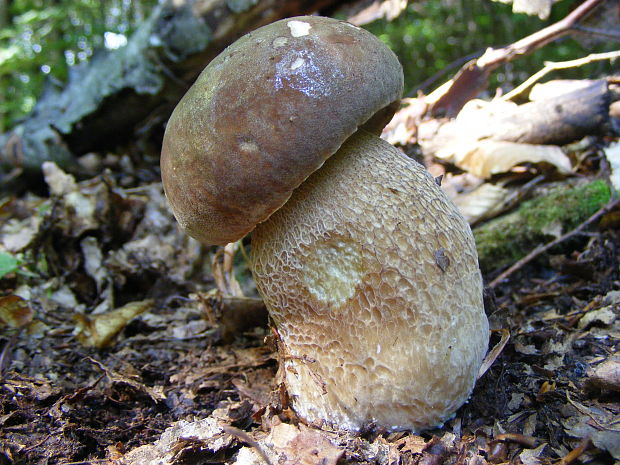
250, 130, 489, 433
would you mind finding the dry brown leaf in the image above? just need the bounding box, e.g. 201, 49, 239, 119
74, 299, 154, 348
235, 422, 343, 465
604, 142, 620, 191
396, 434, 427, 454
41, 162, 104, 236
519, 443, 548, 465
347, 0, 408, 25
1, 216, 42, 252
121, 412, 234, 465
452, 182, 510, 223
0, 295, 33, 328
578, 306, 617, 329
88, 357, 167, 404
585, 355, 620, 392
562, 397, 620, 460
270, 422, 343, 465
382, 97, 429, 146
434, 139, 571, 179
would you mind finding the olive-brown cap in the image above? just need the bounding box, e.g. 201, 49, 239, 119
161, 16, 404, 245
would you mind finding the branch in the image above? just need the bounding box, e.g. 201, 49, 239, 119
503, 50, 620, 101
489, 197, 620, 289
429, 0, 608, 117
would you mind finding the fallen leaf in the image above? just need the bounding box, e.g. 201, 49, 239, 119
0, 295, 33, 328
452, 182, 510, 224
397, 434, 427, 454
519, 443, 548, 465
121, 413, 233, 465
578, 306, 617, 329
74, 299, 153, 348
1, 216, 42, 252
585, 355, 620, 393
235, 422, 343, 465
270, 422, 343, 465
603, 142, 620, 191
435, 140, 571, 179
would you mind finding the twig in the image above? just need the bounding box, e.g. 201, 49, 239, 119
565, 392, 620, 432
573, 24, 620, 41
495, 432, 538, 448
489, 197, 620, 288
478, 328, 510, 379
222, 425, 274, 465
557, 436, 591, 465
477, 0, 606, 68
430, 0, 608, 116
407, 50, 484, 97
59, 460, 109, 465
504, 50, 620, 101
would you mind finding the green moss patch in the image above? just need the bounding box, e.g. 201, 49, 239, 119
474, 180, 611, 273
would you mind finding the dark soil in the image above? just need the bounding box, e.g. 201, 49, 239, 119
0, 162, 618, 465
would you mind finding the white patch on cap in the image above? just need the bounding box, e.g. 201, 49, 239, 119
272, 37, 288, 48
287, 20, 311, 37
290, 57, 305, 70
239, 141, 259, 153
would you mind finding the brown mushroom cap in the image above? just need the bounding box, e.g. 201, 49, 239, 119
161, 16, 403, 245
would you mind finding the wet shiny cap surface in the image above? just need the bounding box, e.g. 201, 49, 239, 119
161, 16, 404, 245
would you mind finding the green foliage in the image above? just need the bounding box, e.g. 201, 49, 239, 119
474, 180, 612, 273
0, 251, 18, 278
1, 0, 616, 131
0, 0, 156, 131
363, 0, 617, 96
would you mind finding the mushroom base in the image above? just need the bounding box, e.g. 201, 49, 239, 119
251, 131, 489, 433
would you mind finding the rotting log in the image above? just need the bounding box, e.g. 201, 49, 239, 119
0, 0, 344, 180
420, 79, 613, 158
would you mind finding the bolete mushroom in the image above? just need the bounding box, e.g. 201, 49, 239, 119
161, 16, 489, 433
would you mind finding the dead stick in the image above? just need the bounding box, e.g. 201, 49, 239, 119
478, 0, 606, 69
430, 0, 607, 116
222, 425, 275, 465
489, 197, 620, 288
503, 50, 620, 101
558, 436, 591, 465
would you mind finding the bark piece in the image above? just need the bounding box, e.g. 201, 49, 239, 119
421, 80, 611, 171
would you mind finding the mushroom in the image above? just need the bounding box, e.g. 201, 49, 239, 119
161, 16, 489, 433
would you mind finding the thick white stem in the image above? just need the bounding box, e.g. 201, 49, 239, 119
251, 131, 489, 432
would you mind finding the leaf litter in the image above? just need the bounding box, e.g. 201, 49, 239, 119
0, 135, 619, 464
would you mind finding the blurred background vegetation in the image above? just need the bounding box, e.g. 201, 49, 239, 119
0, 0, 616, 132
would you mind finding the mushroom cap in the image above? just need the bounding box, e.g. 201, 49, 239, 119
161, 16, 403, 245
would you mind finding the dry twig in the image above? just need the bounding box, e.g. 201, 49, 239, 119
503, 50, 620, 101
478, 328, 510, 379
430, 0, 608, 116
222, 425, 274, 465
489, 197, 620, 288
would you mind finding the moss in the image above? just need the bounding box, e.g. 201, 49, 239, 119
474, 180, 611, 274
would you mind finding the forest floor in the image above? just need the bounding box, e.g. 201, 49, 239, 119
0, 151, 619, 465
